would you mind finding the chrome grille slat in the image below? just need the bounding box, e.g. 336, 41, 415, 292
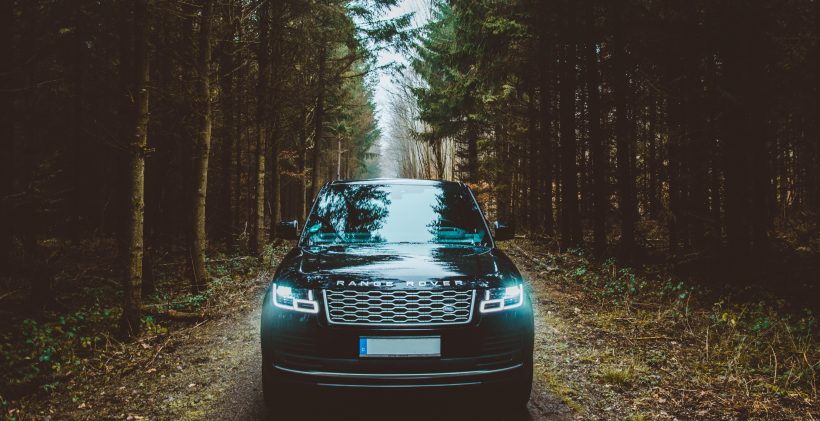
324, 289, 475, 326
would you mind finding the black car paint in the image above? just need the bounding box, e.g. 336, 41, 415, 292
260, 179, 534, 402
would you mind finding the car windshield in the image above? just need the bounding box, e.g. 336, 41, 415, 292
302, 183, 490, 247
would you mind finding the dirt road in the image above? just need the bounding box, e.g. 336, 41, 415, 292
20, 250, 574, 420
196, 269, 573, 420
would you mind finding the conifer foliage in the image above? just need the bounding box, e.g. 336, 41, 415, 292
403, 0, 820, 260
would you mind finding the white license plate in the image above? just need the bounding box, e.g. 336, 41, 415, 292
359, 336, 441, 358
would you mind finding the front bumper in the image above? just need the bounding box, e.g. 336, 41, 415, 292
271, 362, 525, 389
260, 290, 534, 390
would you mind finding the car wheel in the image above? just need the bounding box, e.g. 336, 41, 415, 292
262, 361, 292, 414
504, 351, 534, 409
262, 361, 276, 412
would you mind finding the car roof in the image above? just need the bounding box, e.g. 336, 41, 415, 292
328, 178, 464, 187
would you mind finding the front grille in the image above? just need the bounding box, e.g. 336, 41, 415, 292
324, 289, 475, 326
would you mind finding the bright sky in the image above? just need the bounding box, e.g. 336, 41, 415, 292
372, 0, 431, 177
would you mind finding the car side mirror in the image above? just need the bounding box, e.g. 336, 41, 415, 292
493, 221, 515, 241
276, 220, 300, 240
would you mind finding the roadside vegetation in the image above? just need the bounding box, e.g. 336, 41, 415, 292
1, 242, 288, 420
508, 238, 818, 420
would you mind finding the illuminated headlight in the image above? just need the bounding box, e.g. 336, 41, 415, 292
480, 284, 524, 313
271, 283, 319, 314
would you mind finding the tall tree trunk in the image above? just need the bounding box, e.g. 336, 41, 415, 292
121, 0, 150, 336
494, 124, 509, 222
807, 0, 820, 210
647, 98, 660, 219
586, 37, 606, 255
559, 7, 580, 248
297, 112, 308, 222
526, 79, 539, 232
268, 6, 281, 235
533, 0, 555, 236
217, 9, 236, 243
0, 0, 14, 273
612, 1, 637, 256
310, 45, 326, 200
466, 118, 479, 184
191, 0, 213, 291
20, 1, 51, 310
234, 19, 245, 240
538, 57, 554, 235
69, 11, 86, 240
269, 117, 280, 234
719, 1, 771, 258
251, 0, 269, 254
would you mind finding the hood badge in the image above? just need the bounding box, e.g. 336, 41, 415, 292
335, 280, 465, 288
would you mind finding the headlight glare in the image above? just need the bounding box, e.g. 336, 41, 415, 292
272, 283, 319, 314
480, 284, 524, 313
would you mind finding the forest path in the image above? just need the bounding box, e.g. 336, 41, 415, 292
194, 259, 574, 420
21, 247, 577, 420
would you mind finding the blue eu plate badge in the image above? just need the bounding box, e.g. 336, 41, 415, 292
359, 336, 441, 358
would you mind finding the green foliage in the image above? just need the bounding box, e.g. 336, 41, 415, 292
141, 316, 167, 336
598, 366, 633, 387
538, 239, 819, 412
574, 257, 648, 303
0, 305, 118, 394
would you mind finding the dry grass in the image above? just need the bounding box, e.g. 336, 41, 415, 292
507, 239, 819, 420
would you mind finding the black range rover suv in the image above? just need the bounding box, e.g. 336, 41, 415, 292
260, 179, 534, 409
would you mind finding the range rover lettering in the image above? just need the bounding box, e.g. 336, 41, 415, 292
260, 179, 534, 409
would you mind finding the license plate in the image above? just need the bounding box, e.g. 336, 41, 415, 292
359, 336, 441, 358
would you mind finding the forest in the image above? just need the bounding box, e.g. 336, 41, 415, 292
0, 0, 405, 330
390, 0, 820, 263
1, 0, 818, 419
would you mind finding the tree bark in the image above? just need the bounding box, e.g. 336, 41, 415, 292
647, 98, 660, 219
120, 0, 150, 337
310, 45, 327, 200
538, 53, 554, 235
191, 0, 213, 292
268, 5, 281, 235
0, 0, 14, 272
585, 37, 606, 255
526, 79, 539, 232
217, 8, 236, 243
559, 5, 580, 248
297, 111, 308, 223
719, 1, 771, 257
251, 0, 269, 254
466, 118, 479, 184
612, 1, 637, 256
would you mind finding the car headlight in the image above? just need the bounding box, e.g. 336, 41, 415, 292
480, 284, 524, 313
271, 283, 319, 314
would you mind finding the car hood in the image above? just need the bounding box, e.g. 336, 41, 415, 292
275, 243, 513, 290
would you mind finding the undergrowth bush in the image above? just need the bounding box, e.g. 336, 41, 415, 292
0, 304, 119, 397
556, 244, 818, 412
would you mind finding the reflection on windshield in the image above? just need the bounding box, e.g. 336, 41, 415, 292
304, 184, 488, 246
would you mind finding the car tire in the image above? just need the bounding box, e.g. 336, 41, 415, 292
262, 362, 276, 412
500, 349, 534, 410
514, 353, 534, 408
262, 361, 290, 415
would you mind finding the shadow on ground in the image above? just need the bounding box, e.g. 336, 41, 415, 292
257, 391, 537, 420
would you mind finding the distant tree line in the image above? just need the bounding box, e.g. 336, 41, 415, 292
0, 0, 407, 335
399, 0, 820, 260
